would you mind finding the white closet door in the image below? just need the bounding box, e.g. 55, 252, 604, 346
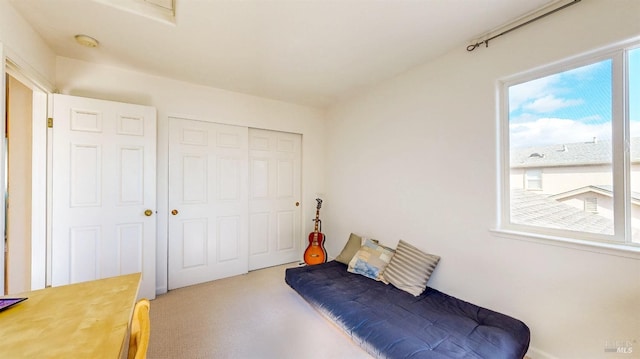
248, 129, 302, 270
51, 94, 157, 299
168, 118, 249, 290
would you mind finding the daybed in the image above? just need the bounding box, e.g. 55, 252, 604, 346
285, 237, 530, 359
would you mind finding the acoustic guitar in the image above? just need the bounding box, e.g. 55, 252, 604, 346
303, 198, 327, 265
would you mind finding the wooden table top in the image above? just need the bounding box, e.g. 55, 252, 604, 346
0, 273, 141, 358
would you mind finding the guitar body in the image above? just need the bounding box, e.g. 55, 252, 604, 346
304, 232, 326, 265
304, 198, 327, 265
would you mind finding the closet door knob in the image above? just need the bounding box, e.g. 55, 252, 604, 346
144, 209, 153, 217
171, 209, 179, 215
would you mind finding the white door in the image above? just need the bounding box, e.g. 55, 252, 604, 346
51, 94, 156, 299
168, 118, 248, 290
248, 129, 302, 270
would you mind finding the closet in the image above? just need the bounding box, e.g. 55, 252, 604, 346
167, 118, 301, 289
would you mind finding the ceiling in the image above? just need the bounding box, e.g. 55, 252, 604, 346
10, 0, 556, 108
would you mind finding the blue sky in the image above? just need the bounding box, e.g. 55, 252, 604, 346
509, 48, 639, 149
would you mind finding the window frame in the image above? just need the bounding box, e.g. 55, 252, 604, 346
498, 41, 640, 250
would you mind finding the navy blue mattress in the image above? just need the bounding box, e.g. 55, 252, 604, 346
285, 261, 530, 359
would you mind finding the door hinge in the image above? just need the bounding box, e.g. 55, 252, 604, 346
47, 118, 53, 128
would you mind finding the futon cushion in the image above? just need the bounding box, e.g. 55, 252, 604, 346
347, 238, 394, 281
285, 261, 531, 359
382, 239, 440, 296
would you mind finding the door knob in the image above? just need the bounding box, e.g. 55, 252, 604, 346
295, 202, 300, 207
171, 209, 179, 215
144, 209, 153, 217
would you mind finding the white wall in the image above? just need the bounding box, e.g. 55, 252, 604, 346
0, 0, 55, 294
0, 0, 55, 87
324, 1, 640, 358
55, 57, 326, 294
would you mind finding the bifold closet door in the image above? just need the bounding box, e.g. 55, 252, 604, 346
248, 129, 302, 270
168, 118, 249, 290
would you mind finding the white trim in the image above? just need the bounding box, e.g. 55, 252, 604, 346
30, 90, 47, 290
0, 42, 6, 294
3, 48, 53, 93
46, 94, 53, 287
497, 78, 511, 230
490, 229, 640, 260
93, 0, 175, 25
611, 50, 626, 242
5, 59, 50, 291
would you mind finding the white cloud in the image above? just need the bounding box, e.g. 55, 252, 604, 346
508, 76, 558, 112
509, 61, 604, 114
510, 117, 611, 148
522, 95, 584, 113
631, 121, 640, 137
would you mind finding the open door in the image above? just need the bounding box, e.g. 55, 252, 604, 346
51, 94, 157, 299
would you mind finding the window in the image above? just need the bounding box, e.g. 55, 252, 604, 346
501, 43, 640, 248
524, 169, 542, 190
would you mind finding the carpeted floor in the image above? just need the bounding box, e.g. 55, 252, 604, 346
147, 263, 372, 359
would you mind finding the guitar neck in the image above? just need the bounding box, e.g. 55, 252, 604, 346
313, 198, 323, 233
313, 209, 320, 232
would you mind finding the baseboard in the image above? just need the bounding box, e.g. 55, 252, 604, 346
156, 285, 168, 296
526, 346, 559, 359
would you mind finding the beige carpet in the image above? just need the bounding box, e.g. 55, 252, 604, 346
147, 263, 372, 359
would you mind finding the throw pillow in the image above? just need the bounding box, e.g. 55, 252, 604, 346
335, 233, 378, 265
347, 238, 395, 281
335, 233, 363, 265
382, 240, 440, 296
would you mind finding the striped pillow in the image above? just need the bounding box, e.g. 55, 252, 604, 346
382, 240, 440, 296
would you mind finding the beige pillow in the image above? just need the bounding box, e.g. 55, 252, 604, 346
382, 240, 440, 296
335, 233, 363, 265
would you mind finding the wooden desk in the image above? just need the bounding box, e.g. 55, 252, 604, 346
0, 273, 141, 358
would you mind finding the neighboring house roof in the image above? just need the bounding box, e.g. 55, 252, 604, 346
510, 188, 614, 235
510, 137, 640, 168
550, 185, 640, 204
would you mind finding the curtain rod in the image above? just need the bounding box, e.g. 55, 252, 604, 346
466, 0, 582, 52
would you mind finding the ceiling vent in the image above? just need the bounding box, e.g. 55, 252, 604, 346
94, 0, 176, 25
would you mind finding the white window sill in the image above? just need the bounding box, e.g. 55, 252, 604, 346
490, 229, 640, 260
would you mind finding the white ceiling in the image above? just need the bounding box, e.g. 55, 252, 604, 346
10, 0, 556, 108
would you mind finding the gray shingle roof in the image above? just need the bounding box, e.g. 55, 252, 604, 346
510, 138, 640, 168
550, 185, 640, 203
510, 188, 614, 235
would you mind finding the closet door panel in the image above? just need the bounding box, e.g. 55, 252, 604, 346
248, 129, 302, 270
168, 118, 248, 290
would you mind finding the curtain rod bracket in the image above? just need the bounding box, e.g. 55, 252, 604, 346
466, 0, 581, 52
466, 39, 490, 52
